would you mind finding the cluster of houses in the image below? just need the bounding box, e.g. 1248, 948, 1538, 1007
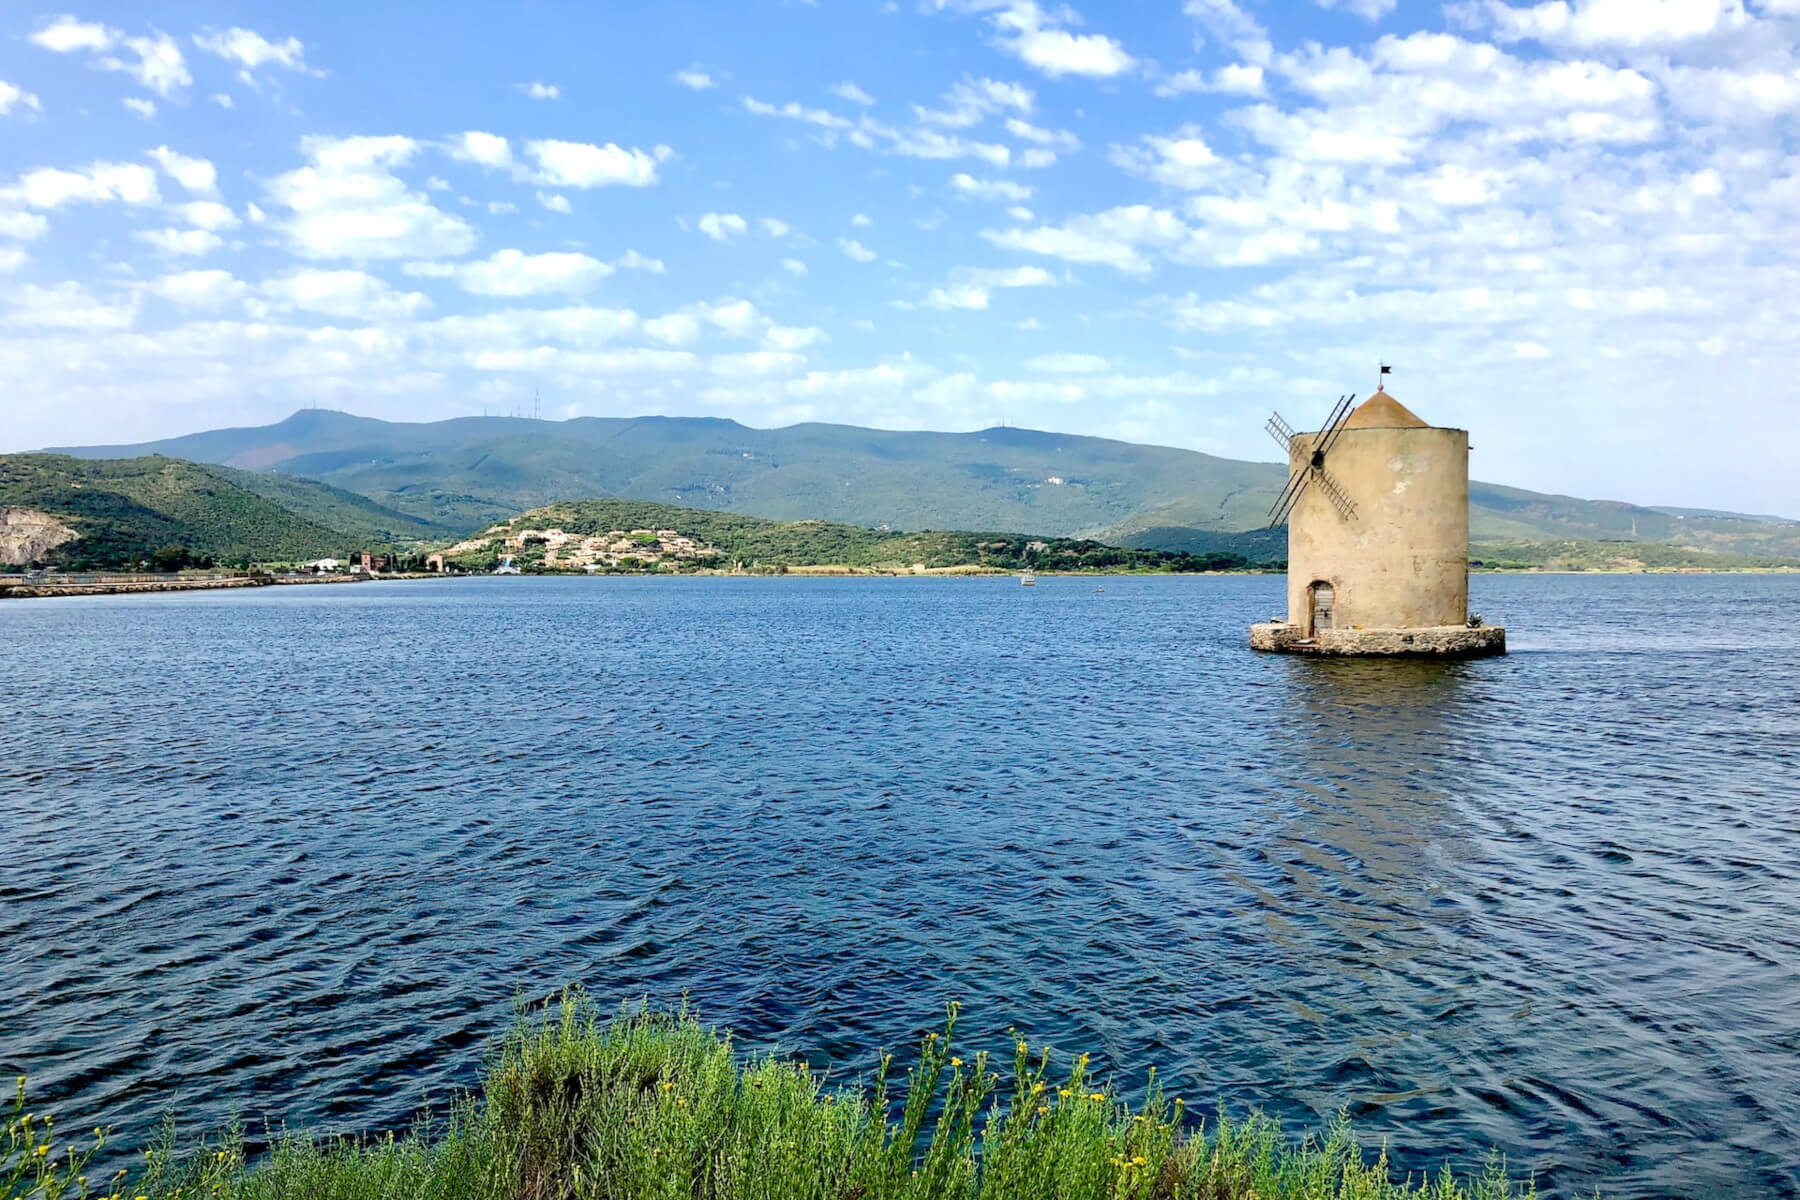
438, 523, 719, 572
513, 526, 715, 571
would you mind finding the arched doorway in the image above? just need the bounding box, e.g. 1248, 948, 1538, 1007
1308, 581, 1335, 634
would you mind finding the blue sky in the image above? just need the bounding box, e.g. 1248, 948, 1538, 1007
3, 0, 1798, 515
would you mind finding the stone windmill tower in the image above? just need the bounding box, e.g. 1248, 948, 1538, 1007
1250, 374, 1505, 657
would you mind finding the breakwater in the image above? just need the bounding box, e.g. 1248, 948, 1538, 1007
0, 572, 396, 599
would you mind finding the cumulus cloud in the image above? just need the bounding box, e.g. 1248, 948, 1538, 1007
1, 81, 43, 116
831, 81, 876, 105
193, 27, 307, 72
123, 97, 156, 119
447, 130, 513, 169
450, 249, 615, 296
263, 268, 431, 319
517, 81, 559, 99
839, 238, 878, 261
526, 140, 672, 187
537, 191, 572, 213
148, 147, 220, 196
2, 282, 138, 329
951, 173, 1033, 201
978, 1, 1136, 78
29, 16, 115, 54
263, 135, 476, 260
698, 212, 749, 240
1154, 64, 1266, 96
16, 162, 160, 208
673, 66, 717, 90
781, 258, 808, 276
923, 264, 1057, 309
149, 268, 248, 308
104, 32, 192, 97
760, 217, 792, 237
134, 227, 222, 256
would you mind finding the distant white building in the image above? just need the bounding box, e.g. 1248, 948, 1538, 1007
305, 558, 341, 573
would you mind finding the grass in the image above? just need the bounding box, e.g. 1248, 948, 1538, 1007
5, 994, 1537, 1200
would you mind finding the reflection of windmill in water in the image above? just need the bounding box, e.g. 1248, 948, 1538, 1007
1250, 366, 1505, 658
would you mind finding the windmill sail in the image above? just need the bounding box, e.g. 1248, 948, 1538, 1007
1267, 394, 1357, 527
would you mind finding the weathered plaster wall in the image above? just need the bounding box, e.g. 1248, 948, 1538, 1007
1285, 426, 1469, 630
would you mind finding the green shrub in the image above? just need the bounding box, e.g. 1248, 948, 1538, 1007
6, 995, 1540, 1200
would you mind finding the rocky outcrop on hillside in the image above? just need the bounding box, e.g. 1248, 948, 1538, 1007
0, 507, 78, 565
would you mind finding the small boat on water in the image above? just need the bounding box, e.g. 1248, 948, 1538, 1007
1020, 571, 1036, 586
494, 555, 521, 575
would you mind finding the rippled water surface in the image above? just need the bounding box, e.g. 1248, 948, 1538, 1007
3, 574, 1798, 1198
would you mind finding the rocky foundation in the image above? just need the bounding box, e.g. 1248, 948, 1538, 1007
1249, 622, 1506, 658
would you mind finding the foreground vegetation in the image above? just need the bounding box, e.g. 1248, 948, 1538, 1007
5, 995, 1538, 1200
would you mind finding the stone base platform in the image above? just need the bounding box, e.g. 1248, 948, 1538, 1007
1249, 622, 1506, 658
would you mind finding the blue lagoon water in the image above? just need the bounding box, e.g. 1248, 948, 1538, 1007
2, 574, 1797, 1198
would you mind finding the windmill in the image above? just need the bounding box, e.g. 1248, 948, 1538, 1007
1264, 393, 1360, 527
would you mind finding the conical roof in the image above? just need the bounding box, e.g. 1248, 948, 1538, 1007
1342, 388, 1427, 429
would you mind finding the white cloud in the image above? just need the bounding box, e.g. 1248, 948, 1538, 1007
839, 237, 878, 261
149, 268, 247, 308
526, 140, 672, 187
951, 173, 1033, 201
134, 227, 222, 256
781, 257, 808, 276
537, 191, 572, 213
1467, 0, 1753, 47
450, 249, 614, 296
982, 1, 1136, 78
1154, 64, 1266, 96
1007, 204, 1034, 221
263, 135, 476, 260
147, 146, 219, 196
446, 131, 513, 169
176, 200, 239, 230
760, 217, 792, 237
486, 200, 517, 214
1183, 0, 1274, 65
1, 81, 43, 116
0, 211, 50, 240
832, 81, 876, 105
916, 77, 1034, 127
1004, 118, 1078, 150
851, 213, 872, 226
263, 268, 430, 319
699, 212, 749, 240
518, 81, 560, 99
210, 92, 233, 109
617, 250, 664, 273
764, 324, 829, 351
29, 16, 114, 53
0, 247, 27, 274
101, 32, 191, 97
193, 27, 307, 71
123, 97, 156, 119
674, 66, 717, 90
2, 282, 138, 329
923, 263, 1057, 309
743, 96, 853, 128
18, 162, 160, 208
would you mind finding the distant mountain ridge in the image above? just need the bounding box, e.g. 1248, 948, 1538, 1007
53, 408, 1800, 564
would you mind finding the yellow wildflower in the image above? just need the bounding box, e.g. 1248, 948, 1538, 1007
1090, 1092, 1105, 1102
951, 1057, 963, 1068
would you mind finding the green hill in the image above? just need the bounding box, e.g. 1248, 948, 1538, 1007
0, 454, 432, 569
53, 409, 1800, 567
445, 498, 1267, 573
